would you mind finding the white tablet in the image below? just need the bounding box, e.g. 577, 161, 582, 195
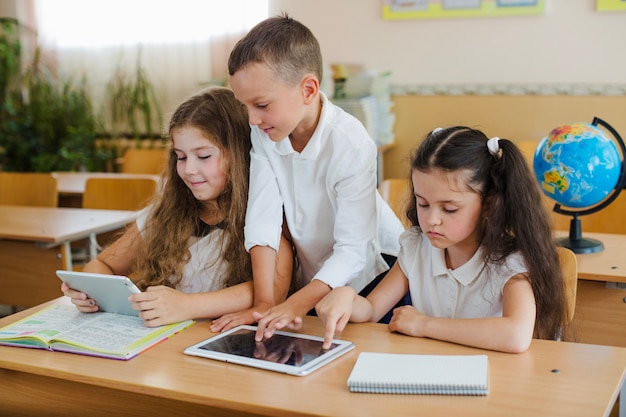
184, 325, 355, 376
56, 270, 141, 316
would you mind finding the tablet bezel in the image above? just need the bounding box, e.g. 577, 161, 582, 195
184, 325, 355, 376
56, 270, 141, 316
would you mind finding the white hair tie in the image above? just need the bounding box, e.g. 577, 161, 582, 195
487, 137, 500, 155
432, 127, 443, 134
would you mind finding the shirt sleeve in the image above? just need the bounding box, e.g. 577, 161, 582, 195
135, 205, 152, 237
244, 130, 284, 252
312, 137, 378, 288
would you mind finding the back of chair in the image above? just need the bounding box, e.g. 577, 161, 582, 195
82, 177, 158, 211
378, 178, 411, 228
557, 246, 578, 323
0, 172, 58, 207
121, 148, 168, 175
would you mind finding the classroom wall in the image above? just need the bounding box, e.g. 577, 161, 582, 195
268, 0, 626, 180
382, 95, 626, 178
270, 0, 626, 237
268, 0, 626, 86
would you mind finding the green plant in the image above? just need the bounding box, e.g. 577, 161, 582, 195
102, 48, 163, 149
0, 18, 21, 112
0, 18, 108, 172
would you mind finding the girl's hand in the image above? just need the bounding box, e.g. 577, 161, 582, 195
129, 285, 190, 327
61, 282, 99, 313
315, 286, 358, 349
387, 305, 426, 337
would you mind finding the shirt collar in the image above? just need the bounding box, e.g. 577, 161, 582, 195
432, 246, 484, 286
274, 92, 330, 160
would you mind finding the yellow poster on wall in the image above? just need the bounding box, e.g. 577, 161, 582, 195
596, 0, 626, 12
382, 0, 545, 20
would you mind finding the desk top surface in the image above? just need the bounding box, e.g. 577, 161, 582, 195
557, 231, 626, 283
52, 172, 160, 195
1, 298, 624, 417
0, 205, 136, 243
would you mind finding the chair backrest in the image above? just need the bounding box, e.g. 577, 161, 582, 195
82, 177, 158, 211
0, 172, 58, 207
557, 246, 578, 323
121, 148, 168, 175
378, 178, 412, 228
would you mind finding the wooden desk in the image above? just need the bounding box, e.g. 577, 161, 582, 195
560, 232, 626, 284
1, 298, 625, 417
0, 206, 136, 307
553, 232, 626, 348
377, 142, 395, 186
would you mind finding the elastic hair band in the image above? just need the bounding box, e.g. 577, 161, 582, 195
487, 137, 500, 155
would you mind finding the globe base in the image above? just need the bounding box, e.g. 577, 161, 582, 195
557, 236, 604, 254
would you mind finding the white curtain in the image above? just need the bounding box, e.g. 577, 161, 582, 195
33, 0, 268, 134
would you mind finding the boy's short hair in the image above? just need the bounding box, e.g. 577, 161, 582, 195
228, 13, 323, 87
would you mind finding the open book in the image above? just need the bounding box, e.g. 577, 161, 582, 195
347, 352, 489, 395
0, 303, 194, 360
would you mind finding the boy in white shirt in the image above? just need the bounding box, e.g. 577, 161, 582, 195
214, 13, 405, 341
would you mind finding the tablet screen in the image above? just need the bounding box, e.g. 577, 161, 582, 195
198, 327, 338, 367
184, 325, 354, 376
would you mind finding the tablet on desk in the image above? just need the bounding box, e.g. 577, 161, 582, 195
184, 325, 355, 376
56, 270, 141, 316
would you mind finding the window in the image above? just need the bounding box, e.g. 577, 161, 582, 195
33, 0, 268, 134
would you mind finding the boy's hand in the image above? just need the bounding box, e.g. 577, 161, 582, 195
210, 302, 273, 333
315, 286, 357, 349
61, 282, 99, 313
252, 304, 304, 342
252, 281, 331, 343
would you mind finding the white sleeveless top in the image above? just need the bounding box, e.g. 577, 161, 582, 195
136, 206, 229, 293
398, 227, 528, 318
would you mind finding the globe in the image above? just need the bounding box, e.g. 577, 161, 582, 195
533, 122, 621, 209
533, 118, 626, 254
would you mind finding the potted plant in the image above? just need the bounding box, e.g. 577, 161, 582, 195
0, 18, 108, 172
101, 48, 164, 156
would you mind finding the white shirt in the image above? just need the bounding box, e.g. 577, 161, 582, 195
136, 207, 228, 293
398, 227, 528, 318
244, 92, 404, 291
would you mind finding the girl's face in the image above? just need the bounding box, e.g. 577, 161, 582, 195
412, 169, 483, 254
173, 126, 228, 204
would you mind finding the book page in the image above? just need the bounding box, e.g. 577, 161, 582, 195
0, 304, 97, 345
53, 313, 161, 353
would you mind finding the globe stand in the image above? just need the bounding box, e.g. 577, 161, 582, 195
550, 117, 626, 254
555, 213, 603, 254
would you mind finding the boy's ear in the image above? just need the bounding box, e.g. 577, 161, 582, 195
301, 74, 319, 104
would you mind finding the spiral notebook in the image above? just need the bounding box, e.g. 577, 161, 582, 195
347, 352, 489, 395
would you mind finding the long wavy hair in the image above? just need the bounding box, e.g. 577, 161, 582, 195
405, 126, 568, 341
133, 87, 252, 290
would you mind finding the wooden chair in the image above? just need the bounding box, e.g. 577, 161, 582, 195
0, 172, 58, 207
557, 246, 578, 324
73, 177, 159, 268
121, 148, 168, 175
82, 177, 158, 211
378, 178, 412, 228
